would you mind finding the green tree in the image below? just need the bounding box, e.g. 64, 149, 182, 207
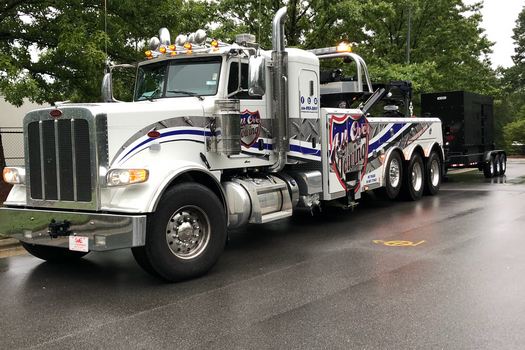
498, 5, 525, 149
0, 0, 213, 107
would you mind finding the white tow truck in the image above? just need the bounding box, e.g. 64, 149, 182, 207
0, 7, 444, 281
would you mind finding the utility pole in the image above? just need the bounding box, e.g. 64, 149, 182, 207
406, 3, 412, 64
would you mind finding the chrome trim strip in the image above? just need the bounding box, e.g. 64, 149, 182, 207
71, 119, 78, 201
38, 120, 46, 200
54, 119, 61, 200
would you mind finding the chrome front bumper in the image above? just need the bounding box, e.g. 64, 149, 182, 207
0, 207, 146, 251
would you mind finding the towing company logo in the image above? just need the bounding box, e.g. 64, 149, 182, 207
329, 113, 370, 191
240, 109, 261, 147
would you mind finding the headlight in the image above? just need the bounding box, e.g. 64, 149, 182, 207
107, 169, 149, 187
2, 167, 25, 184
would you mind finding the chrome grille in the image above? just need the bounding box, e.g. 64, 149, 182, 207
27, 119, 92, 202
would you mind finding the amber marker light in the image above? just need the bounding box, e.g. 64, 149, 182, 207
211, 39, 219, 48
159, 46, 167, 54
145, 50, 153, 58
336, 41, 352, 53
168, 44, 175, 51
184, 42, 192, 50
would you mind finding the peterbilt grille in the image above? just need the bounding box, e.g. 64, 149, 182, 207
27, 119, 92, 202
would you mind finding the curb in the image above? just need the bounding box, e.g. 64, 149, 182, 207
0, 238, 21, 250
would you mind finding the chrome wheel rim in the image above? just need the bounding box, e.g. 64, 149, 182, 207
495, 158, 500, 174
501, 156, 506, 172
166, 205, 210, 259
430, 159, 440, 187
411, 162, 423, 192
490, 160, 494, 174
389, 159, 401, 188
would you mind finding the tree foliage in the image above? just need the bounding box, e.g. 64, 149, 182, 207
0, 0, 212, 106
0, 0, 511, 119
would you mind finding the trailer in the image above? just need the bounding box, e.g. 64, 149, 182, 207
421, 91, 506, 178
0, 7, 444, 281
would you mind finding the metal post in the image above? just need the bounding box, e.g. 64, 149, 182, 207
406, 4, 411, 64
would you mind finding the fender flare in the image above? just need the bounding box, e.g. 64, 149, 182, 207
147, 165, 228, 216
381, 146, 404, 185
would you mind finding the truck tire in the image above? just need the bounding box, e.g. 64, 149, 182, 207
403, 152, 424, 201
483, 155, 495, 178
499, 153, 507, 175
424, 151, 442, 195
379, 151, 403, 200
21, 242, 88, 262
136, 183, 227, 282
494, 154, 501, 176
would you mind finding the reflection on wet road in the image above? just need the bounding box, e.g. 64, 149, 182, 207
1, 159, 525, 349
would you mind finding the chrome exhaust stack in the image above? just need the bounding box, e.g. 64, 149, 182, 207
269, 7, 288, 172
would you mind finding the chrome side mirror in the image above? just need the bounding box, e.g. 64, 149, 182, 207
100, 64, 136, 103
101, 71, 114, 102
248, 55, 266, 96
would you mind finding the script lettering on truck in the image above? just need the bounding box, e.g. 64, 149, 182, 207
329, 113, 370, 190
240, 110, 261, 147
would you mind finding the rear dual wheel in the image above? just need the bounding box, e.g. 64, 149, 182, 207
403, 153, 425, 201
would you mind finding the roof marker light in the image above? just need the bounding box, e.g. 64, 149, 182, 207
336, 41, 352, 53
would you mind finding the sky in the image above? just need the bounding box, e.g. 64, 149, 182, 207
464, 0, 525, 68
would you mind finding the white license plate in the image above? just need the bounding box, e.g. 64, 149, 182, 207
69, 236, 89, 252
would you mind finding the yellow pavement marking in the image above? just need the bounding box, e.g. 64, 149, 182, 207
373, 239, 426, 247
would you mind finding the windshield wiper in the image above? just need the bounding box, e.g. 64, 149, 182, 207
167, 90, 204, 101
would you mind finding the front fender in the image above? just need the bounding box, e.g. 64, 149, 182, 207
100, 161, 222, 214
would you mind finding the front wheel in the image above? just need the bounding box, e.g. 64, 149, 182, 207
22, 242, 88, 262
134, 183, 227, 282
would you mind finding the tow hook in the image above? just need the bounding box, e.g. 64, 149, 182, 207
48, 219, 72, 238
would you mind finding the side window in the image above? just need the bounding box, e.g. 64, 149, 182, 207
228, 62, 261, 100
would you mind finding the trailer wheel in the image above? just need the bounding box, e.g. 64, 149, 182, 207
136, 183, 227, 282
403, 153, 424, 201
379, 151, 403, 200
483, 155, 495, 178
499, 153, 507, 175
21, 242, 88, 262
494, 154, 502, 176
424, 152, 442, 195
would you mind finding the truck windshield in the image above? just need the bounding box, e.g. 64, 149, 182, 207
135, 56, 222, 101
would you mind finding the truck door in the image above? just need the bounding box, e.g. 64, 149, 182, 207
298, 69, 320, 156
227, 61, 269, 155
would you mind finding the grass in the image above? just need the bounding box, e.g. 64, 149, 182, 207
0, 210, 88, 238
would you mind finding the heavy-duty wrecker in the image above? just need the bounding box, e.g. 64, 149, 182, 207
1, 7, 444, 281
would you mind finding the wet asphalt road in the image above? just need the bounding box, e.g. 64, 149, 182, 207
2, 160, 525, 350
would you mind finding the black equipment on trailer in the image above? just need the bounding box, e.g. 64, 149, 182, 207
421, 91, 506, 178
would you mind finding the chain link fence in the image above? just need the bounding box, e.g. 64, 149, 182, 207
0, 127, 24, 167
